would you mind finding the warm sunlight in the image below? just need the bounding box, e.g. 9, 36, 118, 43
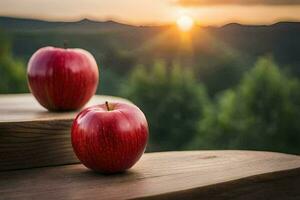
176, 15, 194, 32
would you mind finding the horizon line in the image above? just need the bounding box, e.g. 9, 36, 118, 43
1, 14, 300, 28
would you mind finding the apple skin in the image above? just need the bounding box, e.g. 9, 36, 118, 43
27, 47, 99, 111
71, 102, 149, 173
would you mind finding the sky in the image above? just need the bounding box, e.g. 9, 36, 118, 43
1, 0, 300, 25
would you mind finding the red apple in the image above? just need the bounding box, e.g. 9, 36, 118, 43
27, 46, 99, 111
71, 101, 149, 173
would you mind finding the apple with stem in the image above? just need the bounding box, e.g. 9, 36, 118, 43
71, 101, 149, 173
27, 46, 99, 111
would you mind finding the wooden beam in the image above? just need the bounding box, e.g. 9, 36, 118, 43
0, 151, 299, 200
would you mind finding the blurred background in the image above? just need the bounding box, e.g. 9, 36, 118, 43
1, 0, 300, 154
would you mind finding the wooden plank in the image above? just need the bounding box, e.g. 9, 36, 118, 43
0, 151, 299, 200
0, 94, 130, 171
0, 93, 130, 123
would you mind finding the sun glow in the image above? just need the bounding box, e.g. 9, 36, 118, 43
176, 15, 194, 32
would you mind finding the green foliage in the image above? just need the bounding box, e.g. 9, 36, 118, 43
191, 57, 300, 154
0, 32, 27, 93
122, 61, 210, 151
1, 20, 300, 154
101, 45, 136, 75
97, 68, 125, 96
196, 52, 249, 97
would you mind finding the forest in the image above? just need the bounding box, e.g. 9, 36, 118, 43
1, 17, 300, 154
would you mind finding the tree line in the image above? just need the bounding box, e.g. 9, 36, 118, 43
1, 34, 299, 154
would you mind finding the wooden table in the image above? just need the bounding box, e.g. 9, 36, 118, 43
0, 94, 300, 199
1, 151, 300, 200
0, 94, 130, 171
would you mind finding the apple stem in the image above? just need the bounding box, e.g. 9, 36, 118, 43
105, 101, 110, 111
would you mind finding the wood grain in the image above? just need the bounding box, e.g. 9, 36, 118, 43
0, 151, 299, 200
0, 94, 130, 171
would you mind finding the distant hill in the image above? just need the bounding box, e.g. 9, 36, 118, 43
0, 16, 137, 32
1, 16, 300, 32
220, 21, 300, 30
1, 16, 300, 91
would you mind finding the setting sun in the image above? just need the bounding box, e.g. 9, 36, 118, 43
176, 15, 194, 32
